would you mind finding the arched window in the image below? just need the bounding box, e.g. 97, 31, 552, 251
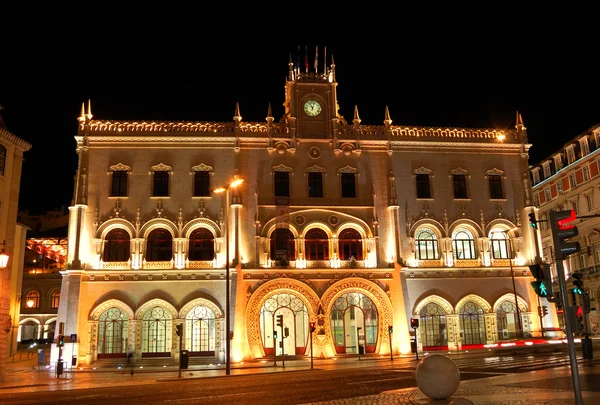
188, 228, 215, 261
419, 302, 448, 348
452, 227, 476, 260
270, 228, 296, 261
459, 301, 485, 345
98, 307, 128, 357
103, 229, 131, 262
24, 290, 41, 309
415, 228, 439, 260
305, 228, 329, 260
338, 229, 363, 260
145, 229, 173, 261
490, 229, 510, 259
141, 306, 172, 357
330, 292, 378, 354
51, 290, 60, 309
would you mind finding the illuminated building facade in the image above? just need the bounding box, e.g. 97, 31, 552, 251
530, 123, 600, 333
0, 113, 31, 379
53, 54, 548, 366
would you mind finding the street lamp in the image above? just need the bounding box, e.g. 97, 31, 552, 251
213, 176, 243, 376
493, 228, 523, 339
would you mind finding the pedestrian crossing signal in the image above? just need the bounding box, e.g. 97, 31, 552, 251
57, 335, 64, 347
528, 212, 537, 228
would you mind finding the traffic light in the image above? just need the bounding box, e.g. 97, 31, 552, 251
410, 318, 419, 329
57, 335, 64, 347
276, 314, 283, 328
539, 305, 548, 317
576, 306, 585, 333
528, 263, 553, 298
388, 325, 393, 334
309, 321, 316, 333
528, 212, 537, 228
273, 330, 278, 339
572, 272, 584, 295
175, 324, 183, 337
550, 210, 580, 259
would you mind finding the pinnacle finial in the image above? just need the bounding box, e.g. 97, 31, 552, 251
234, 102, 242, 122
384, 106, 392, 124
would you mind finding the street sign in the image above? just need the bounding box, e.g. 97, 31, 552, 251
69, 334, 77, 343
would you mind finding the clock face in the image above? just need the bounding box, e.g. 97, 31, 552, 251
303, 100, 322, 117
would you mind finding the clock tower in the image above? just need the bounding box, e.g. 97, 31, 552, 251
283, 47, 345, 142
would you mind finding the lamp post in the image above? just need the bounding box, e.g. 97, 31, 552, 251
214, 177, 243, 376
494, 229, 523, 339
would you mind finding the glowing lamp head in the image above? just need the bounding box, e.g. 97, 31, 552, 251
26, 300, 35, 308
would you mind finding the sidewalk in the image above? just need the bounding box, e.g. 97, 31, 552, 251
2, 351, 600, 404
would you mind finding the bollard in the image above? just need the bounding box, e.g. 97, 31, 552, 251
415, 354, 460, 400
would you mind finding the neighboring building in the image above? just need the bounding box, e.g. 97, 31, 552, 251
0, 109, 32, 379
530, 123, 600, 333
17, 233, 67, 345
53, 54, 545, 367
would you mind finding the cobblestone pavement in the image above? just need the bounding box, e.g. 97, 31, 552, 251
2, 354, 600, 404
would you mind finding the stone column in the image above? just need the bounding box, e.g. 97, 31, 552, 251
484, 313, 497, 344
446, 314, 460, 351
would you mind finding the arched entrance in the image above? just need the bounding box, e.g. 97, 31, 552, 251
260, 292, 309, 356
185, 306, 217, 356
458, 301, 486, 345
330, 292, 378, 354
97, 307, 129, 358
140, 306, 172, 357
419, 302, 448, 348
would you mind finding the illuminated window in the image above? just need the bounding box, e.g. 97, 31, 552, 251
583, 166, 591, 182
24, 290, 41, 309
51, 290, 60, 309
103, 229, 131, 262
145, 229, 173, 261
490, 230, 510, 259
270, 228, 296, 261
452, 228, 476, 260
304, 229, 329, 260
188, 228, 215, 261
415, 228, 439, 260
338, 229, 363, 260
0, 144, 6, 176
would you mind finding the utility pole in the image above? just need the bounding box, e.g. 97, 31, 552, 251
550, 210, 583, 405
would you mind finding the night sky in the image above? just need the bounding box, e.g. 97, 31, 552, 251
2, 44, 598, 215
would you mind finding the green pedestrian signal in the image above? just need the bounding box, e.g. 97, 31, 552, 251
531, 280, 550, 297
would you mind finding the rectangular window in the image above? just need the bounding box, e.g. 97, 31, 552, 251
452, 174, 468, 199
416, 174, 431, 199
532, 171, 540, 184
534, 193, 540, 207
51, 294, 60, 309
274, 171, 290, 197
557, 182, 563, 194
544, 188, 551, 201
488, 175, 503, 199
572, 200, 579, 215
581, 140, 590, 156
554, 156, 563, 171
341, 173, 356, 198
153, 171, 170, 196
0, 145, 6, 176
587, 193, 594, 211
567, 148, 575, 164
193, 171, 210, 197
307, 172, 323, 197
543, 164, 551, 178
110, 171, 128, 197
569, 173, 577, 188
583, 166, 591, 181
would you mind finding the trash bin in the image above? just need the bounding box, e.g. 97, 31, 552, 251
56, 361, 64, 376
358, 344, 364, 355
180, 350, 189, 369
410, 336, 417, 353
37, 349, 46, 366
72, 355, 78, 367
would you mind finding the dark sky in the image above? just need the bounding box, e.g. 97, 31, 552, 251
2, 44, 599, 214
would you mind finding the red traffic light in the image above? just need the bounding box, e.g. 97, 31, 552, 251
557, 209, 577, 230
309, 321, 316, 333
